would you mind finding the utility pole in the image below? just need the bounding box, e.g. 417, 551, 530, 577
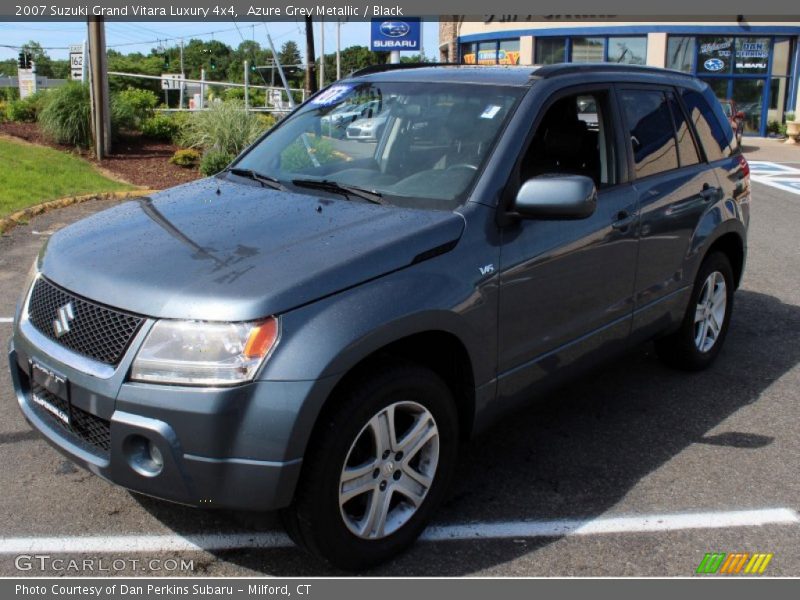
179, 38, 185, 109
336, 20, 341, 80
88, 16, 110, 159
244, 60, 249, 111
304, 15, 317, 94
319, 17, 325, 89
266, 32, 295, 108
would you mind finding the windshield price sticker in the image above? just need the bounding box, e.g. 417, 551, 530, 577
481, 105, 502, 119
311, 85, 353, 107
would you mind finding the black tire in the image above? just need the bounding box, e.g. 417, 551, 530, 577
281, 363, 459, 570
656, 252, 735, 371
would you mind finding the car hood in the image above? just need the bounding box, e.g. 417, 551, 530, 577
39, 178, 465, 320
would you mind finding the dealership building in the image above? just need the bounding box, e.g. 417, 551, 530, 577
439, 18, 800, 137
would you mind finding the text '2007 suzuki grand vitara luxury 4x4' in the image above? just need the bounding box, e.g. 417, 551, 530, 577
8, 64, 749, 569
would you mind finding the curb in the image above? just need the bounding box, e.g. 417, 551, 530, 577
0, 189, 158, 235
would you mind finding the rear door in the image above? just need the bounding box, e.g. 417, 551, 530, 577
617, 85, 722, 339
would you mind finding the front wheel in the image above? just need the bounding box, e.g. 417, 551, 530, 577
656, 252, 735, 370
282, 363, 459, 569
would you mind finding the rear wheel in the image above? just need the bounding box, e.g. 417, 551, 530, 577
656, 252, 734, 370
282, 363, 459, 569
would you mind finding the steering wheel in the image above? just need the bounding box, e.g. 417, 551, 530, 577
446, 163, 478, 171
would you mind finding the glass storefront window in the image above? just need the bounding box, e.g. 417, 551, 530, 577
536, 38, 566, 64
460, 43, 477, 65
697, 36, 734, 75
732, 78, 766, 134
571, 37, 605, 62
608, 36, 647, 64
498, 39, 521, 65
667, 36, 695, 72
734, 37, 770, 75
772, 38, 791, 76
477, 41, 499, 65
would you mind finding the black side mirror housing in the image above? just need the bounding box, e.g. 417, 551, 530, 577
512, 175, 597, 220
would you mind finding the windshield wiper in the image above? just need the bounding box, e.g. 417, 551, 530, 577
226, 167, 287, 191
291, 178, 386, 205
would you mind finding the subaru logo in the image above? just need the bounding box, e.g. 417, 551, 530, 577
53, 302, 75, 338
704, 58, 725, 72
380, 21, 410, 38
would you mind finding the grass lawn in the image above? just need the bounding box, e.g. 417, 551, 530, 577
0, 137, 134, 218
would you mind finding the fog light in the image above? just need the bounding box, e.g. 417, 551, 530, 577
124, 435, 165, 477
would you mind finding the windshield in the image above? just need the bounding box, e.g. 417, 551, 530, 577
234, 81, 524, 210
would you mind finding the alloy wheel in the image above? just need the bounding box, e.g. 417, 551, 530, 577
339, 401, 440, 540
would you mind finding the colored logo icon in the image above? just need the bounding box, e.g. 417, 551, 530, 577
380, 22, 410, 38
704, 58, 725, 71
696, 552, 773, 575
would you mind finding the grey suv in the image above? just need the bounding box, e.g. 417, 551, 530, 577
8, 64, 750, 569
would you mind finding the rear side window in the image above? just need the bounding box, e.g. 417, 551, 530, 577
620, 90, 679, 179
679, 88, 734, 161
666, 91, 701, 167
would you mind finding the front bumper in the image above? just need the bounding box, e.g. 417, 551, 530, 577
8, 332, 307, 511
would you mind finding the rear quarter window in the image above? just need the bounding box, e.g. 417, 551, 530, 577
680, 88, 736, 160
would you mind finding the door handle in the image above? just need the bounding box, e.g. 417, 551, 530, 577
612, 210, 636, 230
700, 183, 721, 202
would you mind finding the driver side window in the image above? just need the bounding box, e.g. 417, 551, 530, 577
520, 90, 617, 188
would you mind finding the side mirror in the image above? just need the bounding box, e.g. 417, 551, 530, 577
513, 175, 597, 220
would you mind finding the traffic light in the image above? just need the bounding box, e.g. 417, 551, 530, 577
210, 58, 217, 71
163, 53, 170, 69
17, 51, 32, 69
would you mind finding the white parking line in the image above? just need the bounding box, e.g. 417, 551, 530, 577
0, 508, 796, 554
0, 318, 13, 324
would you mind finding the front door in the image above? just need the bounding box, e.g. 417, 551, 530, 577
496, 86, 639, 404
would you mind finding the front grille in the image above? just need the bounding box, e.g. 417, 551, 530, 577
27, 277, 143, 365
30, 383, 111, 456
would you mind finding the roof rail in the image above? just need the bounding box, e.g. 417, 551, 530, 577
348, 62, 461, 78
532, 62, 693, 79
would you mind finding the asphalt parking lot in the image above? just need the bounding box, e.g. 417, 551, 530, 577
1, 159, 799, 577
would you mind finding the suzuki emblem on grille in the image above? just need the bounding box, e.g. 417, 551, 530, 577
53, 302, 75, 338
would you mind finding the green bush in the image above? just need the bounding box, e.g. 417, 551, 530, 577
170, 148, 201, 168
0, 87, 19, 102
6, 91, 48, 122
224, 87, 245, 101
38, 83, 92, 147
179, 100, 263, 156
141, 113, 180, 141
199, 148, 234, 176
767, 120, 782, 135
787, 112, 796, 122
256, 112, 278, 132
112, 88, 159, 131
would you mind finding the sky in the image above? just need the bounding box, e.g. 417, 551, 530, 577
0, 19, 440, 63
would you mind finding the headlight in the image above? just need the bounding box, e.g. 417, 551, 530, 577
130, 318, 279, 386
17, 257, 40, 321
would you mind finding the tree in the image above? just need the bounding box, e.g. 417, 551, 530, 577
317, 46, 387, 85
277, 41, 303, 88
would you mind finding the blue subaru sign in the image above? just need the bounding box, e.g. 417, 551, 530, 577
370, 18, 420, 52
704, 58, 725, 72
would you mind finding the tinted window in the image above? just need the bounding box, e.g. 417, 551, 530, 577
536, 38, 566, 64
666, 92, 701, 167
521, 90, 617, 188
608, 36, 647, 65
680, 88, 734, 160
667, 36, 695, 72
620, 90, 679, 178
